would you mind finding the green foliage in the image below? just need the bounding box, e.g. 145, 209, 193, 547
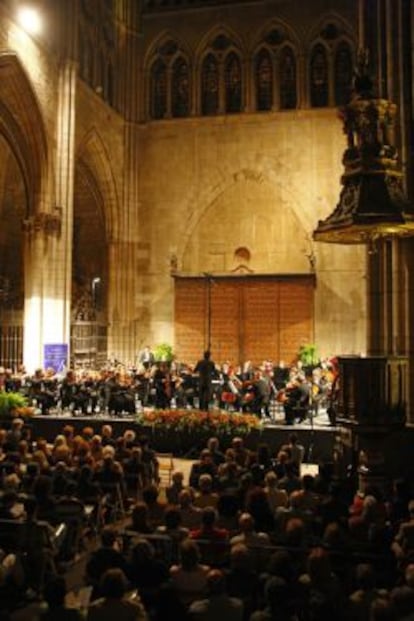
0, 391, 28, 418
153, 342, 174, 362
298, 343, 319, 367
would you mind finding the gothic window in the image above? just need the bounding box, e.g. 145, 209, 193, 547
150, 58, 167, 119
172, 57, 190, 118
310, 44, 329, 107
255, 49, 273, 111
201, 54, 219, 116
279, 46, 297, 110
334, 41, 353, 105
225, 53, 242, 113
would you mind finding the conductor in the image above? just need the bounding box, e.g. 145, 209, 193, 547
194, 350, 216, 411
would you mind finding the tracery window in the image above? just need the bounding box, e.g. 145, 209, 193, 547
201, 54, 219, 116
279, 46, 297, 110
172, 57, 190, 118
310, 44, 329, 107
255, 48, 273, 112
334, 41, 353, 105
150, 58, 167, 119
225, 52, 242, 113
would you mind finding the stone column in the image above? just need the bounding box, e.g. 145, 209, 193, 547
22, 60, 76, 372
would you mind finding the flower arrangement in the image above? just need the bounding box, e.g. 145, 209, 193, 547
0, 391, 32, 419
135, 408, 261, 437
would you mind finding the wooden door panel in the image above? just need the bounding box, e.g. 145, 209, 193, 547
279, 281, 314, 364
174, 279, 206, 364
174, 276, 314, 366
242, 280, 280, 365
210, 281, 239, 363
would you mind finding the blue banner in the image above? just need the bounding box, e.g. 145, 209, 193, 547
44, 343, 68, 373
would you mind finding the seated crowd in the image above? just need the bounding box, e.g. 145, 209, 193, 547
0, 421, 413, 621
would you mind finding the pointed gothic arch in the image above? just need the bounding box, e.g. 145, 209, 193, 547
73, 128, 119, 366
144, 30, 192, 120
0, 53, 49, 368
0, 52, 48, 215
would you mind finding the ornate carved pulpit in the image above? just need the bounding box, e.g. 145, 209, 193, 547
336, 355, 408, 491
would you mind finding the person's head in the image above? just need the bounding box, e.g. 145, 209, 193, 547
178, 488, 194, 507
43, 576, 67, 608
390, 586, 414, 619
264, 577, 290, 614
370, 598, 397, 621
230, 543, 250, 570
206, 569, 226, 596
231, 437, 244, 450
33, 474, 53, 500
180, 539, 201, 570
355, 563, 376, 590
207, 437, 220, 452
302, 474, 315, 491
164, 506, 182, 530
198, 473, 213, 493
200, 506, 217, 529
11, 418, 24, 431
217, 492, 239, 517
101, 424, 113, 438
307, 547, 332, 586
131, 538, 155, 564
100, 568, 128, 600
132, 501, 150, 526
405, 563, 414, 588
123, 429, 136, 446
24, 496, 38, 520
284, 517, 306, 547
265, 471, 278, 488
238, 512, 255, 533
171, 470, 184, 486
142, 484, 159, 505
101, 526, 118, 548
203, 350, 211, 360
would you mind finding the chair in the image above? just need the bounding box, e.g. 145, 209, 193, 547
156, 453, 174, 488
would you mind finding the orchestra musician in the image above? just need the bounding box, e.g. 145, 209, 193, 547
194, 350, 217, 411
152, 361, 171, 409
283, 373, 311, 425
106, 371, 135, 414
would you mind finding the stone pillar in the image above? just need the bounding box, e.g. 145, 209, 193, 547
22, 60, 76, 372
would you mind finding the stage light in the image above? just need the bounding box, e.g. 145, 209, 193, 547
17, 5, 42, 36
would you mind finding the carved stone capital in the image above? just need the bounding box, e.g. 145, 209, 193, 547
22, 207, 62, 237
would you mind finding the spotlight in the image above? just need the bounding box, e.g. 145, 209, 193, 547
17, 5, 42, 36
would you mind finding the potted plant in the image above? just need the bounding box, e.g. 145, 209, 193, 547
154, 343, 174, 363
298, 343, 319, 369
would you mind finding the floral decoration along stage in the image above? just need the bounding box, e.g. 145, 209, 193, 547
135, 408, 261, 437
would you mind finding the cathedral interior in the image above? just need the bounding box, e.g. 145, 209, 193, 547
0, 1, 414, 459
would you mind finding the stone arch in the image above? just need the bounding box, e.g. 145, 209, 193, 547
0, 52, 48, 215
76, 127, 119, 240
249, 18, 301, 54
179, 159, 317, 273
194, 24, 245, 61
304, 12, 356, 51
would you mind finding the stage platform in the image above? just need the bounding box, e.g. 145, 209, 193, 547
26, 408, 339, 464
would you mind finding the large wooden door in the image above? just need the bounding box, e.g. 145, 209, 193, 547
174, 275, 314, 366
